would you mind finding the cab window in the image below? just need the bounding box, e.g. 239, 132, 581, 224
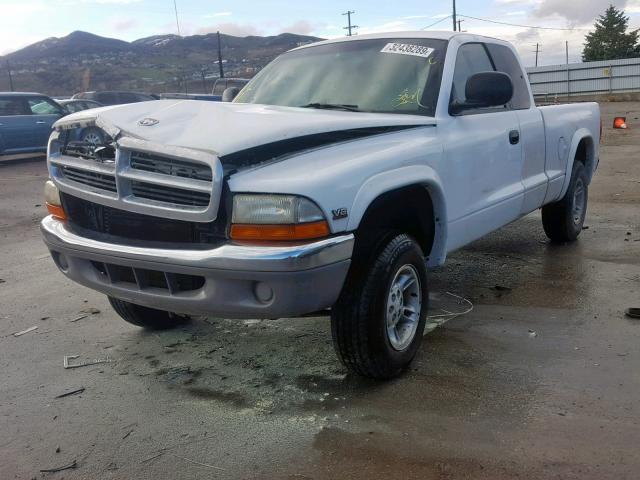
450, 43, 495, 107
485, 43, 531, 109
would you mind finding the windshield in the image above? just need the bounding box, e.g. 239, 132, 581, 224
235, 38, 447, 116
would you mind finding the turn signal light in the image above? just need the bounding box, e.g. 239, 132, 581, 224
230, 221, 330, 241
613, 117, 627, 129
46, 202, 67, 221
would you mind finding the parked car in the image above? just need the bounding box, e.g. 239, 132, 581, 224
57, 99, 103, 114
211, 78, 249, 101
41, 32, 600, 379
71, 91, 156, 106
159, 93, 219, 101
0, 92, 66, 155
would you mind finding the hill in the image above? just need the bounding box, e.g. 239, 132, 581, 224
0, 31, 322, 96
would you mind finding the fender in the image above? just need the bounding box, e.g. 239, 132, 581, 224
347, 165, 448, 267
557, 129, 596, 200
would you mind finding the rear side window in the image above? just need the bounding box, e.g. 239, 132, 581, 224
451, 43, 495, 105
486, 43, 531, 109
0, 97, 28, 116
96, 92, 118, 105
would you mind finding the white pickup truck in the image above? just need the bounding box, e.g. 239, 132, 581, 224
41, 31, 600, 379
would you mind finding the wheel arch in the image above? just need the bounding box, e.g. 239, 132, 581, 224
559, 130, 596, 199
347, 166, 448, 267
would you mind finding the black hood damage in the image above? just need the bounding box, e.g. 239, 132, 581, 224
219, 125, 423, 176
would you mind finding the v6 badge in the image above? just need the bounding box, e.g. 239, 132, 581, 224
332, 208, 348, 220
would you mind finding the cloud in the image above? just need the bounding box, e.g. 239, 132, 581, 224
204, 12, 232, 18
196, 22, 263, 37
109, 17, 139, 32
281, 20, 317, 35
532, 0, 628, 25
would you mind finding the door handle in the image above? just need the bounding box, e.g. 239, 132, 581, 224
509, 130, 520, 145
36, 121, 47, 124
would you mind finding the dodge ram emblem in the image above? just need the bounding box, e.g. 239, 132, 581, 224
138, 117, 159, 126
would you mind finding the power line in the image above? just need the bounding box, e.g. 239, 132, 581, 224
422, 15, 453, 30
457, 14, 589, 31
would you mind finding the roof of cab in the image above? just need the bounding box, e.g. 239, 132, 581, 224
292, 30, 507, 51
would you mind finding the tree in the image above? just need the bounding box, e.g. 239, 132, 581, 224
583, 5, 640, 62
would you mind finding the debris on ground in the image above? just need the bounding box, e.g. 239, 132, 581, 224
528, 329, 538, 338
39, 460, 77, 473
169, 454, 225, 471
425, 292, 474, 332
0, 278, 5, 284
491, 285, 512, 292
70, 308, 101, 322
13, 326, 38, 337
63, 355, 113, 369
55, 387, 85, 399
625, 308, 640, 319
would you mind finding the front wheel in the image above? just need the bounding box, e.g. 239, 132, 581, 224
542, 161, 589, 242
80, 127, 105, 146
331, 233, 428, 379
108, 297, 189, 330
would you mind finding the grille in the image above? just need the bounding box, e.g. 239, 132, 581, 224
90, 261, 205, 294
131, 181, 210, 207
61, 193, 228, 245
130, 151, 212, 182
61, 166, 117, 192
50, 136, 219, 221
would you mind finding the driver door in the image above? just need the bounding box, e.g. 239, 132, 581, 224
439, 42, 525, 250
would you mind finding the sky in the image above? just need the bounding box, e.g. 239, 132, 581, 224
1, 0, 640, 66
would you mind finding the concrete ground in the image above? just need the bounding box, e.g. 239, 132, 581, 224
1, 102, 639, 480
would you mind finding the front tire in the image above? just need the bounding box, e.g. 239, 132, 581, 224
331, 233, 428, 379
542, 161, 589, 242
108, 297, 189, 330
81, 127, 105, 146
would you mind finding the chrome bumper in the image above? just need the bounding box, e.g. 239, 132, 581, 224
40, 216, 354, 318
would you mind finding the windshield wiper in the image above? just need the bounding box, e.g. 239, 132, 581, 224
299, 102, 360, 112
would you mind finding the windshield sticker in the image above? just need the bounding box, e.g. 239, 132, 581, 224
381, 43, 434, 58
394, 88, 420, 108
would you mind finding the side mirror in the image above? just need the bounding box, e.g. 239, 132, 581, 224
222, 87, 240, 102
450, 71, 513, 114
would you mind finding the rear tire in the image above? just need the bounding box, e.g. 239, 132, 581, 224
331, 233, 428, 379
108, 297, 189, 330
542, 161, 589, 242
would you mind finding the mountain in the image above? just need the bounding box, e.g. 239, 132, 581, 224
0, 31, 322, 96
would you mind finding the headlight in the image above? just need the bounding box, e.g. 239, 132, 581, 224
230, 194, 329, 241
44, 180, 66, 221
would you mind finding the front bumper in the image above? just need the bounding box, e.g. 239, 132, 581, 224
40, 215, 354, 318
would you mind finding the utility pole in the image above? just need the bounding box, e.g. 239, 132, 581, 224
566, 41, 570, 99
452, 0, 457, 31
6, 60, 14, 92
457, 19, 464, 32
217, 31, 224, 79
342, 11, 358, 36
534, 43, 540, 67
172, 0, 188, 94
200, 68, 207, 93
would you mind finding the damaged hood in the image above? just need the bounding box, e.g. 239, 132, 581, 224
55, 100, 435, 157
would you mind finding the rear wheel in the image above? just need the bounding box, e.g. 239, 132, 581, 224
108, 297, 189, 330
542, 161, 589, 242
331, 233, 428, 379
